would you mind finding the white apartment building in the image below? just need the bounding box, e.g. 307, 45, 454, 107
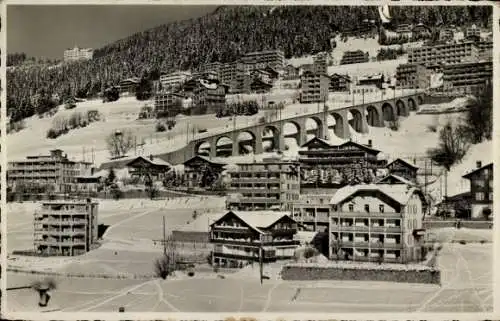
63, 47, 94, 62
159, 71, 192, 91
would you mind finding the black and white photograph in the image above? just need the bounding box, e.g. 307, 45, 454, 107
3, 2, 495, 316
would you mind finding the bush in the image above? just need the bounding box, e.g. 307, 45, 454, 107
156, 122, 166, 132
388, 119, 400, 131
187, 270, 195, 277
46, 128, 59, 139
154, 255, 172, 279
459, 240, 467, 245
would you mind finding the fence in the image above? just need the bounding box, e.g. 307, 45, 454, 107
423, 219, 493, 230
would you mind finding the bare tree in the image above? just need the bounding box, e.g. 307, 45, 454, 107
106, 129, 136, 158
427, 122, 470, 198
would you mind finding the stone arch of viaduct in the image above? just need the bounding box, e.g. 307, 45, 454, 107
188, 94, 424, 159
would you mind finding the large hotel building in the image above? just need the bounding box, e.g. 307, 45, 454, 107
7, 149, 93, 194
329, 184, 427, 264
240, 50, 285, 71
408, 41, 479, 65
442, 60, 493, 96
34, 199, 99, 256
63, 47, 94, 62
227, 159, 301, 211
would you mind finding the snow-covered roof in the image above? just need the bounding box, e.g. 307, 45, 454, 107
330, 184, 421, 206
376, 174, 416, 186
386, 158, 419, 170
199, 79, 218, 90
126, 156, 171, 167
213, 210, 293, 234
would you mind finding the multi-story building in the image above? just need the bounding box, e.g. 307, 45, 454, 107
210, 210, 300, 268
227, 159, 300, 211
407, 41, 479, 66
329, 184, 427, 263
292, 191, 334, 233
395, 24, 413, 38
442, 60, 492, 96
465, 24, 481, 40
198, 62, 223, 80
154, 92, 184, 117
8, 149, 93, 194
462, 161, 493, 219
329, 74, 351, 92
300, 71, 330, 103
159, 71, 192, 92
34, 199, 99, 256
118, 78, 141, 95
313, 52, 330, 74
299, 138, 387, 188
396, 63, 430, 89
229, 71, 252, 94
241, 50, 285, 72
477, 39, 493, 61
63, 47, 93, 62
221, 61, 244, 85
192, 79, 228, 114
340, 50, 369, 65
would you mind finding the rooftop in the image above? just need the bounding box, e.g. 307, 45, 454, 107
330, 184, 422, 206
214, 210, 293, 234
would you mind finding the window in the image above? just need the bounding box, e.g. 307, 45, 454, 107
476, 192, 485, 201
364, 204, 370, 213
348, 204, 354, 212
489, 192, 493, 201
474, 179, 485, 188
489, 179, 493, 188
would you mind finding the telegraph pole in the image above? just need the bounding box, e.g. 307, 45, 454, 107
163, 216, 167, 256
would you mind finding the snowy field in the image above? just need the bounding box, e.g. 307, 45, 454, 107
7, 239, 492, 313
7, 196, 226, 276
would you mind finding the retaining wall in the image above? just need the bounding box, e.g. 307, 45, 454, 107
281, 265, 440, 284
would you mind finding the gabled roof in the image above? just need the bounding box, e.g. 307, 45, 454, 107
386, 158, 419, 170
462, 163, 493, 179
212, 210, 294, 234
376, 174, 416, 186
339, 141, 381, 155
183, 155, 227, 167
330, 73, 352, 82
125, 156, 171, 168
300, 137, 333, 149
330, 184, 423, 206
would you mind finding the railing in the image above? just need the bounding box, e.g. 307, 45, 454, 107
333, 211, 402, 219
34, 240, 86, 246
338, 241, 403, 249
35, 219, 88, 225
36, 230, 86, 236
211, 238, 299, 247
331, 225, 402, 233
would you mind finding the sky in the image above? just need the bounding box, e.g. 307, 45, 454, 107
7, 5, 217, 59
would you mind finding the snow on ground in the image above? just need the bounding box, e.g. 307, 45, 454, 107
418, 97, 473, 114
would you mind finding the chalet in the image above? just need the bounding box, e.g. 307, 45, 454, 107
192, 79, 229, 114
357, 74, 385, 89
386, 158, 419, 183
329, 73, 351, 92
462, 162, 493, 219
376, 174, 416, 187
298, 137, 387, 188
125, 155, 171, 181
210, 210, 300, 268
183, 155, 227, 189
118, 78, 141, 95
250, 78, 273, 94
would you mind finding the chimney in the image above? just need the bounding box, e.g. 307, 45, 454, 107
476, 161, 482, 169
368, 139, 372, 147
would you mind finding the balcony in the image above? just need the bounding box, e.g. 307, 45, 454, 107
36, 230, 87, 236
36, 219, 88, 225
331, 225, 401, 234
338, 241, 403, 249
332, 211, 402, 219
237, 198, 281, 204
211, 238, 299, 247
34, 239, 87, 246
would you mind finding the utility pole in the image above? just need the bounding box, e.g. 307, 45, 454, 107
163, 216, 167, 256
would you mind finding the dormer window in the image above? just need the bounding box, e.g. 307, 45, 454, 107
348, 204, 354, 212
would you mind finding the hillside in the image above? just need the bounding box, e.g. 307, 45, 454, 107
7, 5, 492, 122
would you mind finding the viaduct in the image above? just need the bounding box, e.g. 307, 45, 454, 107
100, 92, 425, 168
158, 92, 425, 164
